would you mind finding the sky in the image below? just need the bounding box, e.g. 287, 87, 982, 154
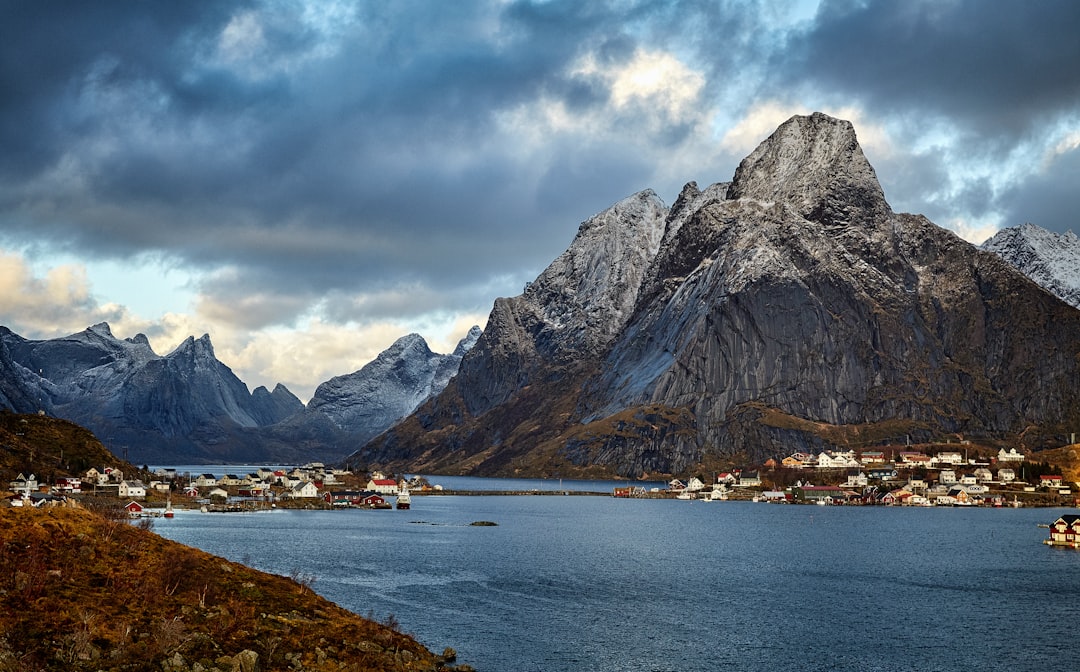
2, 0, 1079, 403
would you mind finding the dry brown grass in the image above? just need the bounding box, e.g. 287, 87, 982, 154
0, 505, 461, 671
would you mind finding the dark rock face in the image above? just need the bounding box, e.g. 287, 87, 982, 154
355, 112, 1080, 477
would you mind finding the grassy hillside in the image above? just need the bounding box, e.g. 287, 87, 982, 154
0, 411, 139, 485
0, 413, 467, 671
0, 506, 464, 671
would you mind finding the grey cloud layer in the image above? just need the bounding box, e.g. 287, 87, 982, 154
2, 0, 1077, 331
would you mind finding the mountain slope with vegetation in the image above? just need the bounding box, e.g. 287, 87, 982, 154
0, 413, 466, 672
0, 506, 463, 671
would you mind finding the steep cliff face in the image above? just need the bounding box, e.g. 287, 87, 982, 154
454, 190, 666, 416
355, 113, 1080, 478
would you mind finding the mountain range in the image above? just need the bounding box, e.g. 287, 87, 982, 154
2, 112, 1078, 475
352, 112, 1080, 479
0, 323, 479, 464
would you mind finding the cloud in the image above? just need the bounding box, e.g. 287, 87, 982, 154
3, 0, 1080, 403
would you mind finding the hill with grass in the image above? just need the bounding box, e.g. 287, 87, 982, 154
0, 506, 464, 671
0, 411, 141, 487
0, 413, 468, 671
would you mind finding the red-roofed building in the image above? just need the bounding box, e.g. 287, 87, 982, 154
366, 478, 399, 495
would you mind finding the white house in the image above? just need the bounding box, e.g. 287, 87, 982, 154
998, 448, 1025, 463
844, 472, 868, 488
195, 473, 218, 487
738, 471, 762, 487
367, 478, 400, 495
939, 470, 957, 485
998, 468, 1016, 483
685, 477, 706, 492
935, 451, 964, 465
9, 473, 37, 495
973, 468, 994, 483
118, 480, 146, 499
289, 481, 320, 499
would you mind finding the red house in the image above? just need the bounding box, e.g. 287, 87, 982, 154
1041, 475, 1064, 488
1046, 514, 1080, 548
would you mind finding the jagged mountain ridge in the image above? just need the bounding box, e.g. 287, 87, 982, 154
306, 327, 482, 446
355, 112, 1080, 478
0, 323, 481, 464
981, 223, 1080, 309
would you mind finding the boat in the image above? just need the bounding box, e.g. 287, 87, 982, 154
396, 488, 411, 510
164, 496, 175, 518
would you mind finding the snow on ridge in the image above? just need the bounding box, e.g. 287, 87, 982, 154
982, 223, 1080, 309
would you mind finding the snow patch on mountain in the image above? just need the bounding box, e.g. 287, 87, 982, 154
981, 223, 1080, 309
307, 327, 481, 438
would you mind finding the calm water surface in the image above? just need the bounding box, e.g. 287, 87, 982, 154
154, 496, 1080, 672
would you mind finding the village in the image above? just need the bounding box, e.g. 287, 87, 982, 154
5, 462, 418, 514
638, 445, 1078, 507
5, 444, 1078, 513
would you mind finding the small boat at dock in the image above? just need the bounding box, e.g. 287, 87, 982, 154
396, 488, 411, 510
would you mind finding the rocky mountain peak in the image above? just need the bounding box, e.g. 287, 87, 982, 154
522, 188, 668, 353
453, 326, 483, 357
87, 322, 114, 338
981, 222, 1080, 309
729, 112, 889, 227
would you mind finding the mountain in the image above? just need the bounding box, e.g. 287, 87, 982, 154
981, 223, 1080, 309
305, 328, 482, 446
0, 323, 306, 463
0, 322, 481, 465
354, 112, 1080, 478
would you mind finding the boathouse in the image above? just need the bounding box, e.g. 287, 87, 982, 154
1046, 514, 1080, 548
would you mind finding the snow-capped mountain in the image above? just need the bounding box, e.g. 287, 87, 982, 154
981, 223, 1080, 309
0, 322, 481, 464
306, 327, 482, 444
0, 323, 304, 462
355, 112, 1080, 478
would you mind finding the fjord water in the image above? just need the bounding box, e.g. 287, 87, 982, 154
155, 496, 1080, 672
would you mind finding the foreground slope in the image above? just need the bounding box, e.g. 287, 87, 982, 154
0, 506, 460, 672
355, 113, 1080, 477
0, 418, 465, 671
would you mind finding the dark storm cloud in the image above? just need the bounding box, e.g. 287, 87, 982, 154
998, 147, 1080, 234
7, 0, 1078, 331
765, 0, 1080, 235
2, 0, 704, 322
779, 0, 1080, 142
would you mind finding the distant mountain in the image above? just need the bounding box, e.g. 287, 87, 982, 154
0, 323, 305, 463
0, 323, 480, 464
981, 223, 1080, 309
354, 112, 1080, 479
306, 327, 482, 445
